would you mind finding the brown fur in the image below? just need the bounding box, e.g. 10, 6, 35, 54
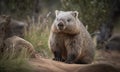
48, 11, 95, 64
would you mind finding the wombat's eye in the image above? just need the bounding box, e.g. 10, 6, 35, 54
67, 18, 71, 22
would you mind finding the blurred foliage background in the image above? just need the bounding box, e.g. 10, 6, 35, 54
61, 0, 119, 32
0, 0, 120, 32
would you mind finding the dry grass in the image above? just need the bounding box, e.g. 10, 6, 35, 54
0, 48, 34, 72
24, 12, 53, 58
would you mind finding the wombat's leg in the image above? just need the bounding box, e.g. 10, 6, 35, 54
65, 40, 78, 64
53, 51, 65, 62
49, 37, 64, 62
65, 53, 76, 64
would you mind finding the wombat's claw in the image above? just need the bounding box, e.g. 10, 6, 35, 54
53, 58, 64, 62
53, 58, 61, 61
53, 58, 57, 61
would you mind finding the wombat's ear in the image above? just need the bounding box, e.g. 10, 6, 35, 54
55, 10, 60, 16
71, 11, 79, 18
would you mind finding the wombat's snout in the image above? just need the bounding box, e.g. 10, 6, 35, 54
58, 22, 64, 27
57, 22, 65, 30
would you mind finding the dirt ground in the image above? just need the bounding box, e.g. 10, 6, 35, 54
94, 50, 120, 70
28, 49, 120, 72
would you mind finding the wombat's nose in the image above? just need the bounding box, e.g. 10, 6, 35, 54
58, 22, 64, 27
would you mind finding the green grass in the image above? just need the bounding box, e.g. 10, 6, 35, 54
0, 59, 33, 72
0, 48, 34, 72
25, 26, 52, 58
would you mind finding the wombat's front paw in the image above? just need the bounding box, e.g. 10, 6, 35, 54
53, 58, 65, 62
